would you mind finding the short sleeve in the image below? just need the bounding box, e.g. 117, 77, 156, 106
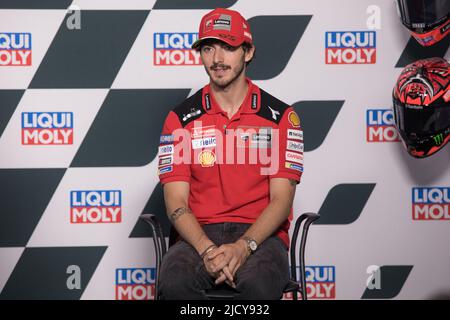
270, 107, 304, 184
158, 111, 191, 185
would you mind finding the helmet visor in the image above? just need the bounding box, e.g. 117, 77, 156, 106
397, 0, 449, 31
394, 100, 450, 135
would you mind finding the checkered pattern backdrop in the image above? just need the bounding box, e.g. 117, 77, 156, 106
0, 0, 449, 300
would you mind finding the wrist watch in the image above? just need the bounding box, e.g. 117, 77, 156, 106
242, 236, 258, 254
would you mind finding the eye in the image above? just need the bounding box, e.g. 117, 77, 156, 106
201, 46, 213, 53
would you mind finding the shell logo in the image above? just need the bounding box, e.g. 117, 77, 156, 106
199, 150, 216, 167
288, 111, 301, 127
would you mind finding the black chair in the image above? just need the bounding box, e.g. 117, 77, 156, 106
140, 212, 319, 300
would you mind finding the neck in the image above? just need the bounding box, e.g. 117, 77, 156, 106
209, 72, 248, 117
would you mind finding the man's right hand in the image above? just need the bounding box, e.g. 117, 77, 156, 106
202, 248, 236, 288
207, 240, 250, 286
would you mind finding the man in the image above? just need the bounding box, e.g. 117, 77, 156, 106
157, 8, 304, 299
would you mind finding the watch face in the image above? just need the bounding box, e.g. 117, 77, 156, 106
249, 240, 258, 251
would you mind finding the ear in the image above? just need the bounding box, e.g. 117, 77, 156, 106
244, 44, 255, 63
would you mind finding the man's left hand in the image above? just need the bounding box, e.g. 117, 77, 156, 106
207, 239, 250, 285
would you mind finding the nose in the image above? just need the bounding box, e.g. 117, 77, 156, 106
213, 46, 224, 64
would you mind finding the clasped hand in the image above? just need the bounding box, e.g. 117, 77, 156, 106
202, 240, 249, 288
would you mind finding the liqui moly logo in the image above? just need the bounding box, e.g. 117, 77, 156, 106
305, 266, 336, 299
326, 31, 376, 64
283, 266, 336, 300
22, 112, 73, 145
412, 187, 450, 220
70, 190, 122, 223
116, 268, 156, 300
153, 33, 201, 65
366, 109, 401, 142
0, 33, 32, 66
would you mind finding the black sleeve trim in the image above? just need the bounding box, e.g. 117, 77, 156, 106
172, 89, 205, 127
257, 89, 291, 125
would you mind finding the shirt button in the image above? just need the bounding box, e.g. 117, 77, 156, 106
223, 124, 227, 129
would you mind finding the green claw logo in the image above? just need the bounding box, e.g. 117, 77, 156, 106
433, 134, 444, 145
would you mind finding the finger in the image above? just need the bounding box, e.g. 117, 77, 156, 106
207, 247, 226, 260
205, 253, 225, 267
225, 280, 236, 289
217, 275, 236, 289
209, 252, 233, 272
228, 258, 239, 276
215, 272, 227, 285
215, 270, 236, 288
211, 259, 230, 273
222, 266, 234, 284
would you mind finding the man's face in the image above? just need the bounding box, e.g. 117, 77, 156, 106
199, 40, 253, 88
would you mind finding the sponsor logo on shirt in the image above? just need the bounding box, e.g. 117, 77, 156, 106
160, 134, 174, 144
287, 129, 303, 140
198, 150, 216, 167
250, 129, 272, 148
288, 111, 301, 127
236, 126, 272, 149
191, 125, 216, 138
158, 155, 173, 166
286, 151, 303, 164
192, 136, 216, 149
158, 144, 174, 156
182, 108, 202, 122
287, 140, 304, 153
158, 166, 173, 175
285, 162, 303, 172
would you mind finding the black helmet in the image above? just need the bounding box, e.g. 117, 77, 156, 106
395, 0, 450, 46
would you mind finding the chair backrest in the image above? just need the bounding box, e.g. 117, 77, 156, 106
290, 212, 320, 300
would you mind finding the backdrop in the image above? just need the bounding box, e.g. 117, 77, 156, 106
0, 0, 449, 300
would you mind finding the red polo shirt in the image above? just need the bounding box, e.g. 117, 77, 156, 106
157, 79, 303, 247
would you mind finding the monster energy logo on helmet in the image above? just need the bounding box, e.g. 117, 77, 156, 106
433, 134, 444, 145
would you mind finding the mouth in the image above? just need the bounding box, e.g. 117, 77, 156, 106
210, 66, 230, 77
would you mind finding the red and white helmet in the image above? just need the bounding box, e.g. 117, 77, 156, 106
393, 57, 450, 158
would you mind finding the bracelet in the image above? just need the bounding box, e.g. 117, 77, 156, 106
200, 244, 217, 259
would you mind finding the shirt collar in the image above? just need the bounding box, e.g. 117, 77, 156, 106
202, 77, 261, 115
